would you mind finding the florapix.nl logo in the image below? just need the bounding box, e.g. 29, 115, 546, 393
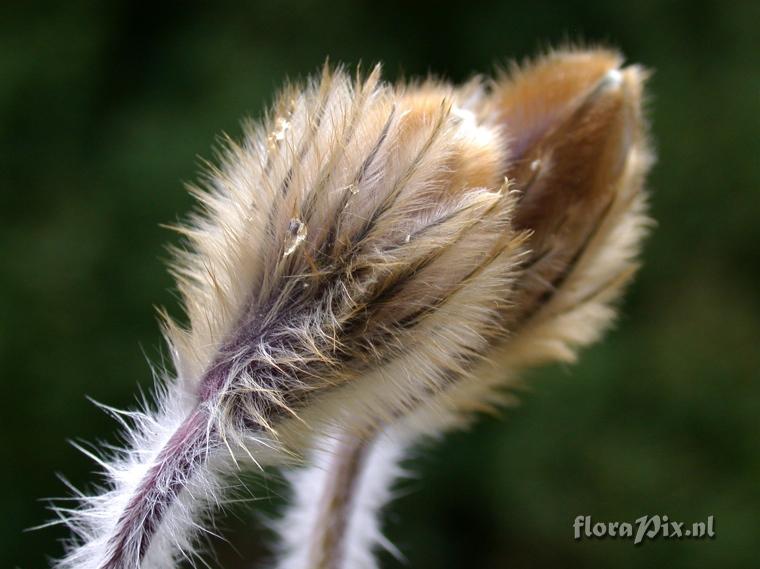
573, 515, 715, 545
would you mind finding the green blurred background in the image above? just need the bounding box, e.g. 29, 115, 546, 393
2, 1, 758, 567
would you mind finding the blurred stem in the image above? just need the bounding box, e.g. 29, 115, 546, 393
311, 434, 372, 569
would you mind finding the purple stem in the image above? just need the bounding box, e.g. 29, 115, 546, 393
101, 407, 215, 569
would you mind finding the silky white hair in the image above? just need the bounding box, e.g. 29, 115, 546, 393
51, 48, 653, 569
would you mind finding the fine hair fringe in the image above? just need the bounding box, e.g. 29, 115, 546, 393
51, 48, 653, 569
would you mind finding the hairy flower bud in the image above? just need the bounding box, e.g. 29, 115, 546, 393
53, 49, 653, 569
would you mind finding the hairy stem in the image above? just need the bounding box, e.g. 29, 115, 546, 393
102, 408, 215, 569
276, 428, 409, 569
311, 434, 372, 569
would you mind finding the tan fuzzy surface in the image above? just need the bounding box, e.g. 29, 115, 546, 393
54, 50, 654, 569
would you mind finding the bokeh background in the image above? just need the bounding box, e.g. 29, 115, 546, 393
2, 1, 758, 567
